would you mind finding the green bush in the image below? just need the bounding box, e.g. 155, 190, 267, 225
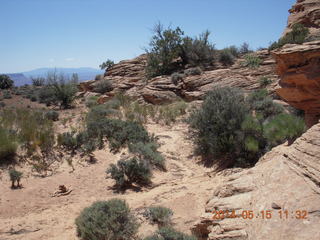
219, 49, 235, 66
93, 79, 113, 94
247, 89, 284, 119
85, 95, 99, 108
38, 86, 57, 105
30, 95, 37, 102
129, 142, 165, 170
45, 110, 59, 121
57, 132, 80, 152
144, 227, 196, 240
239, 42, 251, 55
259, 76, 272, 87
242, 54, 262, 69
184, 67, 202, 76
269, 23, 309, 50
147, 206, 173, 225
9, 169, 23, 188
107, 157, 151, 189
75, 199, 139, 240
3, 90, 12, 99
0, 127, 17, 164
145, 23, 215, 78
189, 87, 248, 166
263, 113, 306, 147
31, 77, 45, 86
180, 31, 215, 67
0, 75, 14, 89
171, 73, 185, 85
46, 71, 78, 109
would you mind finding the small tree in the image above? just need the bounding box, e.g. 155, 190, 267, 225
75, 199, 139, 240
31, 77, 45, 86
100, 59, 115, 71
9, 169, 23, 188
71, 73, 79, 83
0, 75, 14, 89
145, 23, 184, 78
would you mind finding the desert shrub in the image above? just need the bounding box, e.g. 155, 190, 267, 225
99, 59, 115, 71
46, 71, 78, 109
123, 101, 150, 124
263, 113, 306, 147
242, 54, 262, 69
57, 132, 79, 152
156, 101, 187, 125
30, 95, 37, 102
45, 110, 59, 121
259, 76, 272, 87
0, 127, 17, 164
3, 90, 12, 99
144, 227, 196, 240
9, 169, 23, 188
147, 206, 173, 225
226, 45, 240, 57
75, 199, 139, 240
184, 67, 202, 76
104, 98, 121, 110
38, 86, 57, 105
247, 89, 284, 119
0, 108, 55, 156
107, 157, 151, 189
171, 72, 185, 85
219, 49, 235, 66
95, 74, 103, 81
93, 79, 113, 94
145, 23, 184, 78
189, 87, 248, 167
0, 75, 14, 89
180, 31, 215, 67
269, 23, 309, 50
239, 42, 251, 55
31, 77, 45, 86
85, 95, 99, 108
129, 142, 165, 170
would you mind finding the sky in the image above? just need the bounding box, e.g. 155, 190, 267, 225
0, 0, 296, 73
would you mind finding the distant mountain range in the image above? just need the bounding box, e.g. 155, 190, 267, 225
4, 67, 104, 86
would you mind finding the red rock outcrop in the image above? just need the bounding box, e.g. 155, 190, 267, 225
81, 50, 279, 104
272, 40, 320, 127
283, 0, 320, 39
192, 123, 320, 240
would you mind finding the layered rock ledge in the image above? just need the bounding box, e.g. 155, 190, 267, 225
272, 40, 320, 127
192, 123, 320, 240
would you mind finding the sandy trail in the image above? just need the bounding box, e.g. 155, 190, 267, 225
0, 122, 221, 240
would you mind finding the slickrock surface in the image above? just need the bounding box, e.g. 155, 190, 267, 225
272, 40, 320, 127
191, 122, 320, 240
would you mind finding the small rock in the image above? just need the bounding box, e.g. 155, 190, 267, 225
271, 202, 281, 209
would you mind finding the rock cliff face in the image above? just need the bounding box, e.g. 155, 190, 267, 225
191, 123, 320, 240
272, 40, 320, 127
283, 0, 320, 40
81, 51, 279, 104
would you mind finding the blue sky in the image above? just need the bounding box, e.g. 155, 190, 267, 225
0, 0, 295, 73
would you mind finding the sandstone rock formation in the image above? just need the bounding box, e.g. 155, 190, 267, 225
192, 122, 320, 240
81, 50, 279, 104
272, 40, 320, 127
283, 0, 320, 40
